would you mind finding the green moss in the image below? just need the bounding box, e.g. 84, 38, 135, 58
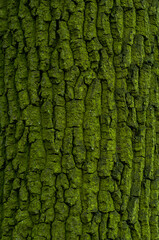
98, 152, 115, 177
14, 53, 28, 80
120, 221, 132, 240
48, 20, 56, 47
74, 74, 87, 100
65, 65, 80, 85
48, 67, 64, 83
124, 7, 136, 28
69, 199, 82, 216
37, 2, 51, 22
127, 197, 139, 224
120, 165, 132, 195
1, 0, 159, 239
145, 128, 155, 179
65, 188, 80, 206
135, 106, 147, 125
27, 48, 38, 71
131, 162, 144, 196
139, 64, 151, 97
62, 154, 75, 172
6, 144, 16, 161
71, 39, 90, 70
19, 9, 36, 48
46, 154, 61, 174
86, 78, 101, 112
68, 11, 84, 39
41, 72, 52, 99
83, 172, 99, 192
42, 128, 54, 151
117, 125, 133, 166
39, 44, 50, 71
73, 130, 86, 168
84, 123, 100, 149
83, 151, 98, 173
108, 211, 120, 239
98, 50, 115, 89
3, 190, 18, 217
54, 106, 66, 130
0, 9, 7, 35
97, 8, 113, 53
131, 34, 145, 67
41, 185, 55, 206
53, 135, 64, 155
82, 173, 99, 214
53, 80, 65, 100
52, 220, 65, 240
81, 211, 93, 225
139, 179, 150, 228
32, 223, 50, 239
41, 100, 53, 128
136, 10, 150, 38
55, 201, 69, 221
141, 224, 151, 240
41, 168, 55, 187
84, 1, 97, 41
150, 189, 158, 208
62, 128, 73, 154
82, 220, 100, 239
13, 218, 32, 239
59, 39, 74, 69
17, 127, 29, 153
15, 209, 30, 222
86, 38, 102, 54
112, 186, 122, 211
0, 153, 4, 170
124, 28, 136, 47
120, 0, 134, 7
65, 84, 74, 101
44, 208, 55, 223
122, 45, 132, 68
98, 190, 115, 213
66, 215, 82, 239
27, 172, 41, 194
29, 140, 46, 171
73, 145, 86, 168
19, 181, 28, 202
18, 90, 30, 109
8, 98, 20, 123
99, 213, 108, 239
1, 218, 15, 239
113, 39, 123, 55
56, 173, 69, 190
121, 195, 129, 214
28, 195, 41, 215
111, 5, 124, 40
100, 177, 114, 192
22, 105, 41, 126
68, 167, 82, 188
66, 100, 85, 127
15, 120, 24, 140
12, 178, 20, 190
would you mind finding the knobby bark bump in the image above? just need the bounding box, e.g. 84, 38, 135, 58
0, 0, 159, 239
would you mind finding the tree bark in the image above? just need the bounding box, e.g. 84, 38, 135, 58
0, 0, 159, 239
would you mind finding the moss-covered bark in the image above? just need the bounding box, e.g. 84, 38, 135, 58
1, 0, 159, 239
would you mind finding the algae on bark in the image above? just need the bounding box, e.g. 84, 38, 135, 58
1, 0, 159, 239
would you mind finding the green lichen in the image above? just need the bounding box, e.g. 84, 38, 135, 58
1, 0, 159, 239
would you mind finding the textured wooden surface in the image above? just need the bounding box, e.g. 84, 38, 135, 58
0, 0, 159, 239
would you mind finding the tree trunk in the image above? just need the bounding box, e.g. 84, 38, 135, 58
0, 0, 159, 239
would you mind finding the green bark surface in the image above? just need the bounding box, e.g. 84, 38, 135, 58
0, 0, 159, 239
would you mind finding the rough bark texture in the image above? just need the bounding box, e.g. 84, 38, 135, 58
0, 0, 159, 239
